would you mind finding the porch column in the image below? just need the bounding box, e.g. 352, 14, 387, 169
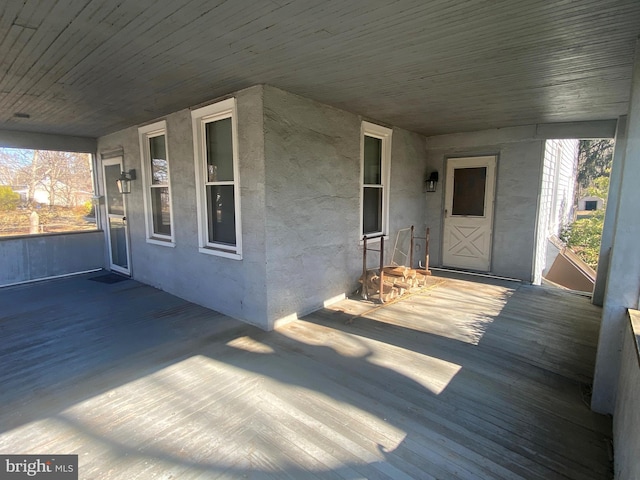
592, 37, 640, 414
592, 115, 627, 306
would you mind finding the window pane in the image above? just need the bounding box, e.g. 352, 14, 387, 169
206, 185, 236, 245
151, 186, 171, 236
205, 118, 234, 182
109, 217, 128, 269
363, 187, 382, 234
149, 135, 168, 185
363, 135, 382, 184
585, 200, 597, 211
452, 167, 486, 216
105, 163, 124, 216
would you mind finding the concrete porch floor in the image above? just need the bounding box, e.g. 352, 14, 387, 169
0, 272, 612, 479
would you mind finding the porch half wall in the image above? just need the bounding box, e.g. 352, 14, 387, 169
0, 231, 105, 286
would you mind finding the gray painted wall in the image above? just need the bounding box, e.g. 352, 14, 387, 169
262, 86, 428, 327
613, 312, 640, 480
425, 130, 545, 281
262, 86, 361, 326
96, 84, 429, 329
97, 86, 269, 328
0, 231, 104, 286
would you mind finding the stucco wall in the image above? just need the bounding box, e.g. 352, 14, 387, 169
613, 311, 640, 480
97, 86, 269, 328
425, 129, 545, 281
0, 231, 104, 286
97, 85, 428, 329
262, 86, 428, 327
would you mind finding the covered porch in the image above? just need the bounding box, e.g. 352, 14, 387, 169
0, 272, 611, 479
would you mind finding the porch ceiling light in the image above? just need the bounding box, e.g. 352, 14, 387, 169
425, 171, 439, 192
116, 169, 136, 194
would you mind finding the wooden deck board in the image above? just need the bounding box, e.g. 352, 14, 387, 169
0, 273, 612, 479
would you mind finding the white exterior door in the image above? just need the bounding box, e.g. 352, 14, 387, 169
442, 156, 497, 272
102, 157, 131, 275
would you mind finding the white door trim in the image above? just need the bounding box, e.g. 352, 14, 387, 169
442, 155, 497, 272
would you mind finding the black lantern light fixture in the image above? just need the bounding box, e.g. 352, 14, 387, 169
425, 171, 439, 192
116, 169, 136, 194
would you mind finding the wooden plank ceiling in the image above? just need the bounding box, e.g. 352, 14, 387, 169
0, 0, 639, 138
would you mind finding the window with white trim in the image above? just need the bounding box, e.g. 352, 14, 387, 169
361, 121, 391, 239
191, 98, 242, 259
139, 121, 174, 245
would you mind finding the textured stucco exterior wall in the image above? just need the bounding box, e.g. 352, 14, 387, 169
262, 86, 361, 326
96, 85, 428, 329
0, 231, 105, 286
388, 127, 430, 267
425, 132, 545, 281
262, 86, 428, 327
97, 86, 269, 328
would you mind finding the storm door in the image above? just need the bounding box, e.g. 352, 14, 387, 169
442, 156, 497, 271
102, 157, 131, 275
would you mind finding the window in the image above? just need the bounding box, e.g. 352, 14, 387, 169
139, 121, 174, 245
361, 121, 391, 239
0, 148, 97, 237
191, 98, 242, 259
585, 200, 598, 211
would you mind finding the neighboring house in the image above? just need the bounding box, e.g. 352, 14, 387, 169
578, 195, 605, 211
533, 139, 579, 284
9, 185, 28, 204
12, 181, 92, 207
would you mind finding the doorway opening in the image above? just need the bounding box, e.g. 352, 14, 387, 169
533, 139, 614, 293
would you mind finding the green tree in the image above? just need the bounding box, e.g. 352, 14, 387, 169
577, 139, 614, 191
0, 186, 20, 211
560, 210, 605, 270
561, 143, 613, 270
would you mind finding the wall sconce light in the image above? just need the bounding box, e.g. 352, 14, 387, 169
116, 169, 136, 194
425, 171, 439, 192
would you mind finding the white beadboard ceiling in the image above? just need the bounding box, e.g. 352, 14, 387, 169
0, 0, 639, 138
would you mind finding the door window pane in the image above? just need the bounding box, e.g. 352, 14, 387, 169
452, 167, 486, 216
205, 118, 234, 182
109, 217, 128, 269
149, 135, 168, 185
104, 164, 124, 216
151, 187, 171, 236
363, 187, 382, 234
206, 185, 236, 245
363, 136, 382, 184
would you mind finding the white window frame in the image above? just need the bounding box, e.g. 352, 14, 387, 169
139, 120, 175, 247
191, 98, 242, 260
360, 121, 392, 241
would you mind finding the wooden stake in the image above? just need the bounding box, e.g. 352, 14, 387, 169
409, 225, 415, 267
362, 236, 368, 300
425, 227, 430, 273
379, 236, 385, 304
